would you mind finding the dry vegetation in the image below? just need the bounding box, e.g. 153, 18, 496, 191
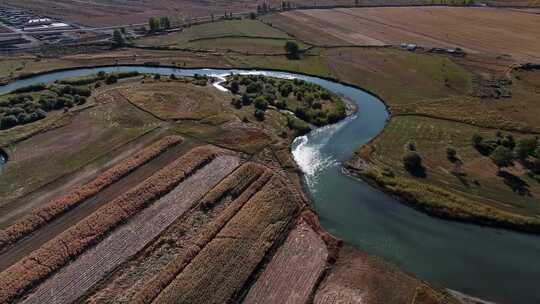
243, 219, 328, 304
314, 245, 458, 304
20, 154, 240, 304
1, 9, 535, 302
118, 81, 228, 121
0, 135, 182, 250
134, 163, 273, 304
152, 175, 299, 304
265, 7, 540, 61
0, 146, 222, 303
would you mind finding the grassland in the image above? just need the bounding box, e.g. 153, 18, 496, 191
0, 89, 161, 209
118, 80, 228, 121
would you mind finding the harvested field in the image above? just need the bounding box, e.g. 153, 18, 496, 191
19, 154, 240, 304
0, 136, 183, 251
133, 163, 273, 304
0, 146, 223, 303
314, 245, 456, 304
0, 137, 194, 272
266, 7, 540, 61
152, 175, 299, 304
243, 219, 328, 304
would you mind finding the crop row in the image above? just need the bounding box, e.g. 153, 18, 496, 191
152, 175, 299, 304
133, 163, 272, 304
21, 155, 240, 304
0, 145, 221, 303
0, 135, 183, 251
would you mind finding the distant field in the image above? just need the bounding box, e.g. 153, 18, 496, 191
136, 19, 301, 54
265, 7, 540, 61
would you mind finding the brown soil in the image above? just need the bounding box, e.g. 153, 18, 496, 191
314, 245, 458, 304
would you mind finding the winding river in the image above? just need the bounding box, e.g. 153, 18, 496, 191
1, 66, 539, 303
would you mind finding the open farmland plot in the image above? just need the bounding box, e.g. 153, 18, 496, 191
86, 163, 271, 304
18, 154, 240, 304
267, 7, 540, 61
243, 219, 328, 304
151, 175, 299, 304
0, 146, 229, 303
0, 136, 183, 251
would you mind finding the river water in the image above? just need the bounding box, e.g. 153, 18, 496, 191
0, 66, 539, 303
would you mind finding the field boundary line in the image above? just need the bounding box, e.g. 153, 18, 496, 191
392, 113, 540, 134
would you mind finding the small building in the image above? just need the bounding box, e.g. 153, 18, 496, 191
25, 18, 53, 27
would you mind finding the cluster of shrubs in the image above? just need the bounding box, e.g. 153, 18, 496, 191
0, 94, 47, 129
0, 145, 219, 304
472, 131, 540, 175
402, 142, 426, 177
227, 75, 346, 126
192, 74, 209, 86
0, 71, 142, 130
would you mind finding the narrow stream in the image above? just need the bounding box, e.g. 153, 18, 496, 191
0, 66, 539, 303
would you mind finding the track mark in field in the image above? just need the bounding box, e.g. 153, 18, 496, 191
20, 155, 240, 304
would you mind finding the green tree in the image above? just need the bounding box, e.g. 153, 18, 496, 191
230, 81, 240, 94
149, 17, 160, 32
403, 151, 424, 177
160, 16, 171, 30
284, 41, 300, 59
105, 74, 118, 84
254, 109, 265, 121
112, 29, 125, 47
446, 147, 458, 162
472, 133, 483, 147
491, 146, 513, 172
0, 115, 18, 129
514, 137, 538, 161
254, 96, 268, 111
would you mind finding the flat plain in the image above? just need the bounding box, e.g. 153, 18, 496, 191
265, 7, 540, 61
